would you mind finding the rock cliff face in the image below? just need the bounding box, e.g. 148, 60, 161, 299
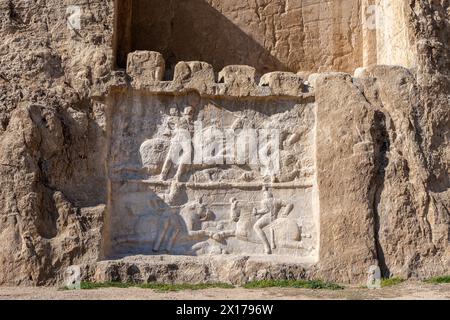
0, 0, 112, 285
0, 0, 448, 285
124, 0, 363, 74
117, 0, 418, 74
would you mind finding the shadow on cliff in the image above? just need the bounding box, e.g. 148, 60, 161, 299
119, 0, 289, 77
371, 110, 391, 278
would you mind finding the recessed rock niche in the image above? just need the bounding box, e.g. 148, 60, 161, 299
102, 53, 319, 263
114, 0, 416, 74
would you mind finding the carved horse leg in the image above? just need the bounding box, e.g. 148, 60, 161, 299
160, 155, 172, 181
153, 217, 171, 252
270, 227, 276, 250
165, 228, 180, 252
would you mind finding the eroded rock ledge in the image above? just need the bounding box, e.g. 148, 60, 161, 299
105, 51, 313, 98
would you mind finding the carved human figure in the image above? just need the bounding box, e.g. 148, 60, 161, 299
273, 155, 301, 183
162, 107, 179, 138
229, 197, 241, 222
160, 106, 196, 182
212, 197, 241, 241
152, 199, 214, 253
178, 106, 195, 132
139, 108, 179, 176
252, 188, 294, 254
231, 114, 249, 130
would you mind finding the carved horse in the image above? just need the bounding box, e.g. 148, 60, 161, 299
152, 199, 215, 253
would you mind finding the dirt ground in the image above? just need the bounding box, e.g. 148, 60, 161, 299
0, 281, 449, 300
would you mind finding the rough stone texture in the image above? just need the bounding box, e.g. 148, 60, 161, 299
124, 0, 364, 74
0, 0, 113, 285
121, 0, 416, 75
0, 0, 448, 286
259, 72, 306, 95
374, 0, 417, 67
314, 72, 379, 282
84, 255, 312, 285
314, 65, 449, 282
218, 65, 257, 96
359, 65, 449, 279
127, 51, 165, 84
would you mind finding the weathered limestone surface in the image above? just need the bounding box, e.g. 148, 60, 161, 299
314, 66, 449, 282
104, 90, 318, 258
122, 0, 417, 75
0, 0, 448, 285
314, 73, 379, 282
375, 0, 417, 68
84, 255, 312, 285
126, 51, 165, 83
128, 0, 364, 74
0, 0, 113, 285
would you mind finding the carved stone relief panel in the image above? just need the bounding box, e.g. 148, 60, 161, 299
105, 90, 319, 262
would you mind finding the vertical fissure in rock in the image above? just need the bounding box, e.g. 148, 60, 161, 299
370, 109, 391, 277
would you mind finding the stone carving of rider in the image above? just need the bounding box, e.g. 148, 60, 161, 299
253, 187, 293, 254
